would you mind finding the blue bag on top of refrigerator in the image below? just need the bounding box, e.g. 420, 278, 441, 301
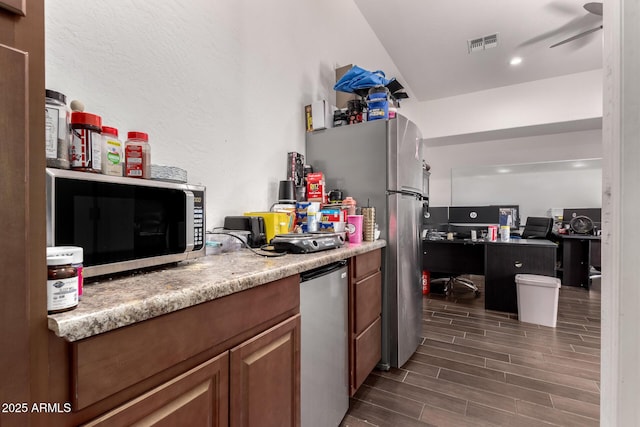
333, 65, 390, 93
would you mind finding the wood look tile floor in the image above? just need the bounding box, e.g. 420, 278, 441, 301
341, 276, 601, 427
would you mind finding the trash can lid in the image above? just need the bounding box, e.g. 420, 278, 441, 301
515, 274, 561, 288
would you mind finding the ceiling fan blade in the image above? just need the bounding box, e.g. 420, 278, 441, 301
584, 2, 603, 16
549, 25, 603, 48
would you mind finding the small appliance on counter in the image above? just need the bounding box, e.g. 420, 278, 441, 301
244, 211, 293, 242
270, 232, 344, 254
222, 216, 266, 248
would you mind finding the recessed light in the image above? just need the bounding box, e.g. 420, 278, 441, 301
497, 168, 511, 173
510, 57, 523, 66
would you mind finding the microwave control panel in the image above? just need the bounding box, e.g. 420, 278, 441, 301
193, 190, 205, 250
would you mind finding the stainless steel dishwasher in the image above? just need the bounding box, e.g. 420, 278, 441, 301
300, 260, 349, 427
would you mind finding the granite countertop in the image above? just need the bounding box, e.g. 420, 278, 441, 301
48, 240, 386, 342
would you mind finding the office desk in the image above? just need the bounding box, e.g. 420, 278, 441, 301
423, 238, 557, 314
557, 234, 601, 289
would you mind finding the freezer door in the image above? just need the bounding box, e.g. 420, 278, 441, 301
387, 115, 423, 194
384, 192, 422, 368
300, 265, 349, 427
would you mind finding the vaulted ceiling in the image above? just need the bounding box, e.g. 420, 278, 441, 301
355, 0, 603, 101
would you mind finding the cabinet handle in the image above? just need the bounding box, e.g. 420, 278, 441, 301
514, 261, 523, 268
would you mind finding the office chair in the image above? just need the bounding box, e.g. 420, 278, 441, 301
521, 217, 553, 239
431, 275, 481, 297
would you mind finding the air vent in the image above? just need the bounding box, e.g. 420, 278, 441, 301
467, 37, 484, 53
467, 33, 499, 53
483, 33, 498, 49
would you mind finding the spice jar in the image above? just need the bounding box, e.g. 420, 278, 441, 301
125, 131, 151, 178
46, 254, 78, 314
102, 126, 124, 176
70, 112, 102, 173
45, 89, 71, 169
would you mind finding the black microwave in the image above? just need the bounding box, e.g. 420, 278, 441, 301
46, 168, 205, 278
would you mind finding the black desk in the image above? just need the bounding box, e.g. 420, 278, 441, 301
557, 234, 601, 289
423, 238, 557, 314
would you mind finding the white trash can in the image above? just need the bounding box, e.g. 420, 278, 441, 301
515, 274, 561, 327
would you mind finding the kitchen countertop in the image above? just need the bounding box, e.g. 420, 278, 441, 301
48, 240, 386, 342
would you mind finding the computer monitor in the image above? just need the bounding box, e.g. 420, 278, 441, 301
498, 206, 520, 229
423, 206, 449, 231
562, 208, 602, 231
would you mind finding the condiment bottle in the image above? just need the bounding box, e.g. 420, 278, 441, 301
46, 254, 78, 314
125, 131, 150, 178
101, 126, 124, 176
45, 89, 71, 169
70, 112, 102, 173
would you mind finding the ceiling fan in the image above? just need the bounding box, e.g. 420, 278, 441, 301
550, 2, 602, 48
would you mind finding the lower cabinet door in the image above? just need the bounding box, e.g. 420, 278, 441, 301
82, 352, 229, 427
229, 314, 301, 427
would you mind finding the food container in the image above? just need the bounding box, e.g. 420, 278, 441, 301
45, 89, 71, 169
70, 112, 102, 173
46, 254, 78, 314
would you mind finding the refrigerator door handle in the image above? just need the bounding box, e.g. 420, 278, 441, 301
386, 189, 422, 200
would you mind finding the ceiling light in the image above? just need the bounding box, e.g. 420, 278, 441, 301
510, 57, 523, 66
573, 162, 586, 168
497, 168, 511, 173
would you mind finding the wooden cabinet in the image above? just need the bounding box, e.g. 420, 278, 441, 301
83, 352, 229, 427
48, 276, 301, 427
485, 244, 556, 313
230, 315, 300, 427
348, 249, 382, 395
1, 3, 48, 426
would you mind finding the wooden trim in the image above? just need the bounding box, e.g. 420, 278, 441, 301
0, 0, 26, 16
0, 2, 46, 426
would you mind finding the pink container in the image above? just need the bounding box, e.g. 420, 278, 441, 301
347, 214, 363, 244
488, 225, 498, 242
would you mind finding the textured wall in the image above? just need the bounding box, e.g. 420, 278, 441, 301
45, 0, 411, 227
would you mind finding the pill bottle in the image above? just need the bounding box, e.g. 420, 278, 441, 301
125, 131, 150, 178
47, 254, 78, 314
45, 89, 71, 169
70, 112, 102, 173
101, 126, 124, 176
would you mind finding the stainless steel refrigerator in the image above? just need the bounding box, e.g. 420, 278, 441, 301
306, 115, 423, 368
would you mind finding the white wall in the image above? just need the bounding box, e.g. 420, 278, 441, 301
425, 129, 603, 209
44, 0, 415, 228
405, 70, 603, 139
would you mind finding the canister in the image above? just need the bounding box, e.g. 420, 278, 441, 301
70, 112, 102, 173
45, 89, 71, 169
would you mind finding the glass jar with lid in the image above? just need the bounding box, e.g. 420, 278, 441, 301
46, 253, 78, 314
45, 89, 71, 169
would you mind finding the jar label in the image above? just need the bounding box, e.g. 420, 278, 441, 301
45, 107, 60, 158
126, 144, 144, 177
71, 128, 101, 170
47, 277, 78, 311
104, 137, 123, 176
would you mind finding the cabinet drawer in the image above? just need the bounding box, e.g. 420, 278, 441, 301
353, 316, 381, 393
354, 271, 381, 335
352, 249, 381, 281
82, 352, 229, 427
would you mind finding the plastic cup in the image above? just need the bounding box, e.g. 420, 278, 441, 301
347, 215, 363, 244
